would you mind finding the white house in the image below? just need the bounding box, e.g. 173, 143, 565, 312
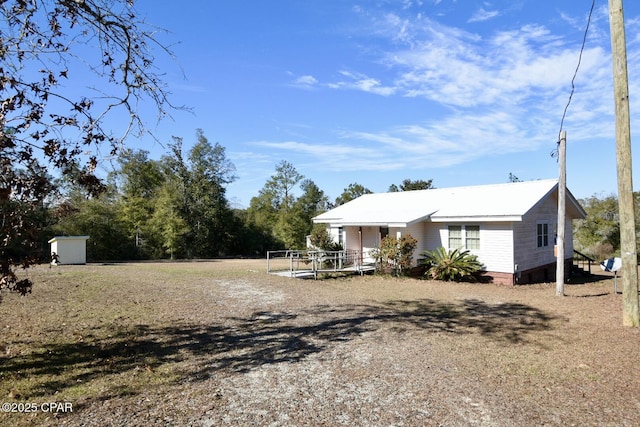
312, 179, 586, 285
48, 236, 90, 265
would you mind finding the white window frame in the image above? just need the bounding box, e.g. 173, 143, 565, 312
448, 225, 480, 251
465, 225, 480, 250
448, 225, 463, 249
536, 221, 549, 248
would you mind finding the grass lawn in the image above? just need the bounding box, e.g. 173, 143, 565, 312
1, 259, 639, 426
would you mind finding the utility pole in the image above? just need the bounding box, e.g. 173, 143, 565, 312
556, 130, 566, 296
609, 0, 639, 327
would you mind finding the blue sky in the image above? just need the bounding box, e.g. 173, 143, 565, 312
125, 0, 640, 208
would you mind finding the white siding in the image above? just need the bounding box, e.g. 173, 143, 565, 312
341, 226, 381, 263
565, 218, 575, 256
361, 226, 381, 263
392, 223, 425, 264
408, 222, 426, 263
423, 222, 514, 273
344, 226, 361, 252
423, 223, 445, 254
514, 196, 558, 271
477, 223, 514, 273
49, 236, 89, 265
328, 226, 341, 244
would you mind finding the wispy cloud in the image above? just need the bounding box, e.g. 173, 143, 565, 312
327, 70, 397, 96
247, 106, 544, 173
293, 75, 318, 88
247, 139, 388, 173
279, 4, 639, 177
468, 8, 500, 23
386, 23, 596, 108
252, 139, 378, 160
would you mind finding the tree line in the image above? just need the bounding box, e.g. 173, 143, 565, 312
0, 0, 434, 293
37, 130, 434, 262
573, 192, 640, 262
1, 0, 631, 297
17, 132, 637, 267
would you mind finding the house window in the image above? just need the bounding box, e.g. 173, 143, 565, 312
465, 225, 480, 250
338, 227, 344, 246
448, 226, 463, 249
449, 225, 480, 250
380, 227, 389, 240
537, 222, 549, 248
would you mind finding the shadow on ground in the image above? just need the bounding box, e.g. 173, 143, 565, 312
566, 272, 613, 285
0, 298, 559, 399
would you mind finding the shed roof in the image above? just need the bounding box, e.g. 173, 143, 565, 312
48, 236, 90, 243
313, 179, 586, 227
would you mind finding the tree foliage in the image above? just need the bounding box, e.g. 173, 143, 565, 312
573, 194, 620, 259
116, 149, 164, 200
334, 182, 372, 206
263, 160, 304, 209
248, 161, 325, 249
388, 178, 434, 192
508, 173, 522, 183
1, 0, 175, 293
171, 130, 237, 257
246, 189, 280, 244
273, 178, 329, 249
54, 191, 137, 261
308, 224, 342, 251
46, 153, 441, 266
296, 179, 329, 222
148, 179, 188, 260
53, 130, 243, 260
114, 149, 164, 257
0, 167, 54, 294
571, 192, 640, 261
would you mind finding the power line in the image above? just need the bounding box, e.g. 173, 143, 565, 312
552, 0, 596, 158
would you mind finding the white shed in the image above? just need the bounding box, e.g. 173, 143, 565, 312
48, 236, 90, 265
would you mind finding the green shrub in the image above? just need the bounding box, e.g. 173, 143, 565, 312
370, 234, 418, 276
420, 247, 483, 282
309, 225, 343, 251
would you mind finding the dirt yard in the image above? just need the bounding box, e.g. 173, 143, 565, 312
0, 259, 639, 426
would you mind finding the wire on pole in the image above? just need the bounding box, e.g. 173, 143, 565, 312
552, 0, 596, 159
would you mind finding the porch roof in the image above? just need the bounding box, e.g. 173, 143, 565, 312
313, 179, 586, 227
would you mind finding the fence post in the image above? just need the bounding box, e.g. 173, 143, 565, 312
267, 251, 270, 273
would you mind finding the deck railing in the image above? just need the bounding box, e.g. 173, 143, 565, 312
573, 249, 595, 274
266, 249, 371, 278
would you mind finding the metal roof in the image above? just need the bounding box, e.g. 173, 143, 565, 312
313, 179, 586, 227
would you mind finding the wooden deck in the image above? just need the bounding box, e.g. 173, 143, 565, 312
271, 265, 376, 279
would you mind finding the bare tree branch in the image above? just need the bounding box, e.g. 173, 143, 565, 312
1, 0, 182, 294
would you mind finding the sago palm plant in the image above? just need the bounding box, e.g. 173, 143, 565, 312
420, 247, 483, 282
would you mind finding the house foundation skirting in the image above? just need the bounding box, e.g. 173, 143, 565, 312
479, 271, 514, 285
482, 258, 574, 286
